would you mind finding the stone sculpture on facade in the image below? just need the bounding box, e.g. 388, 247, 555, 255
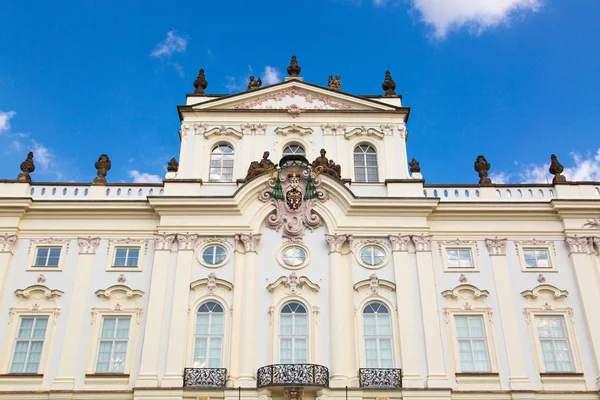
16, 152, 35, 183
328, 74, 342, 91
247, 76, 262, 91
245, 151, 276, 181
549, 154, 567, 184
474, 155, 492, 186
193, 69, 208, 95
167, 157, 179, 173
287, 55, 301, 77
311, 149, 342, 180
92, 154, 111, 185
382, 70, 396, 96
409, 158, 420, 173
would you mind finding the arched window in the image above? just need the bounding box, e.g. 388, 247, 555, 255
280, 302, 308, 364
193, 301, 224, 368
354, 144, 378, 183
283, 144, 306, 156
209, 144, 234, 182
363, 302, 393, 368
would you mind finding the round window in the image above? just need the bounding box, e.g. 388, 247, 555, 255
202, 245, 227, 266
360, 245, 385, 266
282, 246, 307, 267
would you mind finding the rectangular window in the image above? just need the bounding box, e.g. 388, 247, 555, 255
33, 247, 61, 267
96, 317, 130, 373
10, 317, 48, 373
536, 315, 574, 372
523, 249, 551, 269
447, 248, 474, 269
455, 315, 491, 372
113, 247, 140, 268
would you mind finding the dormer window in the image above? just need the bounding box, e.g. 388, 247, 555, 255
209, 144, 234, 182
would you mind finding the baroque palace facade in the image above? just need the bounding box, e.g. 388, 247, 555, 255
1, 57, 600, 400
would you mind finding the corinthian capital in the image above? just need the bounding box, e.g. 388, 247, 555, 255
0, 234, 17, 253
411, 235, 432, 252
154, 233, 176, 251
235, 233, 262, 253
177, 233, 199, 251
78, 237, 101, 254
388, 235, 410, 252
485, 238, 507, 256
565, 236, 592, 254
325, 234, 348, 254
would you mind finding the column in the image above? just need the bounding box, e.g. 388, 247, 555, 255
235, 233, 262, 387
228, 239, 246, 384
389, 235, 423, 388
52, 237, 101, 390
0, 234, 17, 296
162, 233, 199, 387
411, 235, 448, 388
325, 234, 357, 387
485, 238, 530, 389
136, 233, 176, 387
565, 236, 600, 388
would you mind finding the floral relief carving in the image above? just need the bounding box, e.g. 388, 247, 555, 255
78, 237, 101, 255
593, 237, 600, 253
441, 284, 490, 300
583, 217, 600, 229
325, 234, 348, 253
274, 125, 314, 136
380, 125, 394, 136
438, 239, 478, 255
388, 234, 410, 252
95, 285, 144, 300
107, 238, 148, 255
190, 275, 233, 295
267, 274, 320, 296
207, 272, 217, 293
15, 285, 64, 301
344, 126, 384, 140
203, 126, 243, 139
235, 233, 262, 253
485, 238, 507, 256
177, 233, 199, 251
321, 124, 346, 136
241, 124, 266, 136
37, 274, 46, 284
154, 233, 176, 251
521, 284, 568, 300
28, 238, 70, 254
232, 88, 357, 111
514, 239, 555, 255
564, 236, 591, 254
196, 236, 234, 251
349, 237, 391, 253
397, 123, 407, 140
411, 235, 432, 252
0, 234, 17, 253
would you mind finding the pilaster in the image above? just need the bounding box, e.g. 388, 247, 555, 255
228, 239, 246, 384
235, 233, 262, 387
0, 233, 17, 297
136, 233, 176, 387
389, 234, 424, 387
162, 233, 199, 387
484, 238, 530, 390
52, 237, 101, 390
411, 234, 449, 388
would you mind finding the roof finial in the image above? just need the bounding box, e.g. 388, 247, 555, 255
382, 70, 396, 96
17, 152, 35, 182
474, 155, 492, 186
287, 55, 301, 77
92, 154, 111, 185
549, 154, 567, 184
193, 69, 208, 95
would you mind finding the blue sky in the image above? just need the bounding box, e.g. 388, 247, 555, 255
1, 0, 599, 184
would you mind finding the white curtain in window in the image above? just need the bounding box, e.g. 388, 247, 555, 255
363, 302, 393, 368
536, 315, 574, 372
96, 317, 130, 373
280, 302, 308, 364
194, 301, 224, 368
455, 315, 491, 372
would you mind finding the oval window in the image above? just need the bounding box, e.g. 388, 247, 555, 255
202, 245, 227, 265
360, 245, 385, 266
282, 246, 307, 267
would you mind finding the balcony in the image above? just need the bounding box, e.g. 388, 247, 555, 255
358, 368, 402, 389
257, 364, 329, 388
183, 368, 227, 388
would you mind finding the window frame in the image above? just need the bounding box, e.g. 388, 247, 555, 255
277, 242, 311, 270
95, 316, 132, 374
362, 301, 395, 368
282, 144, 306, 157
515, 241, 557, 272
454, 315, 492, 373
439, 242, 479, 272
105, 240, 147, 272
27, 240, 69, 271
197, 239, 233, 268
354, 241, 390, 270
192, 301, 225, 368
278, 301, 309, 364
209, 143, 235, 183
9, 316, 50, 374
353, 143, 379, 183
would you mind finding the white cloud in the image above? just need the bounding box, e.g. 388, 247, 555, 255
32, 140, 54, 169
0, 110, 16, 132
128, 170, 162, 183
262, 66, 282, 85
410, 0, 542, 38
373, 0, 387, 6
489, 171, 509, 184
172, 62, 185, 78
150, 30, 188, 58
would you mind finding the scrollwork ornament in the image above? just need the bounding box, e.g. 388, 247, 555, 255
78, 237, 101, 254
388, 234, 410, 252
411, 235, 432, 252
235, 233, 262, 253
154, 233, 176, 251
485, 237, 507, 256
177, 233, 199, 251
325, 234, 348, 253
0, 234, 17, 253
565, 236, 591, 254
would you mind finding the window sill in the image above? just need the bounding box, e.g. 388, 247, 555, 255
521, 268, 558, 273
107, 267, 142, 272
455, 372, 499, 377
540, 372, 584, 377
0, 373, 43, 378
85, 373, 130, 378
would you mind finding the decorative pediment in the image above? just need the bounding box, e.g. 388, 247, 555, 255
191, 273, 234, 293
344, 126, 384, 140
275, 125, 314, 136
95, 285, 144, 300
354, 275, 396, 294
204, 126, 243, 139
442, 284, 490, 300
267, 273, 320, 295
15, 285, 64, 300
521, 284, 568, 301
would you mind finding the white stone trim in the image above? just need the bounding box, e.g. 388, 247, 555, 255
438, 240, 479, 272
515, 239, 557, 272
27, 239, 70, 271
276, 241, 311, 270
196, 237, 234, 268
351, 238, 391, 270
105, 239, 148, 272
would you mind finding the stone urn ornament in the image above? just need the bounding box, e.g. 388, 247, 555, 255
92, 154, 111, 185
474, 155, 492, 186
382, 70, 396, 96
549, 154, 567, 184
17, 151, 35, 182
287, 55, 301, 77
193, 69, 208, 95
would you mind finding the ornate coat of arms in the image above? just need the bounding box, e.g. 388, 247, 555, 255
259, 155, 328, 239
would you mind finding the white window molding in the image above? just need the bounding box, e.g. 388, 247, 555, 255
85, 285, 144, 384
274, 125, 314, 137
27, 239, 70, 271
353, 275, 400, 369
187, 275, 233, 370
520, 284, 585, 389
204, 126, 243, 139
0, 285, 63, 383
344, 126, 385, 140
438, 240, 479, 272
514, 240, 557, 272
240, 123, 266, 136
196, 237, 233, 268
350, 238, 391, 269
277, 241, 311, 270
441, 284, 500, 390
105, 239, 148, 272
267, 274, 320, 364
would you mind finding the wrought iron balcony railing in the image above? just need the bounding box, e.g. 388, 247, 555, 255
257, 364, 329, 388
183, 368, 227, 388
359, 368, 402, 389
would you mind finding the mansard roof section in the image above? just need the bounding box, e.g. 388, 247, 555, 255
178, 80, 410, 119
